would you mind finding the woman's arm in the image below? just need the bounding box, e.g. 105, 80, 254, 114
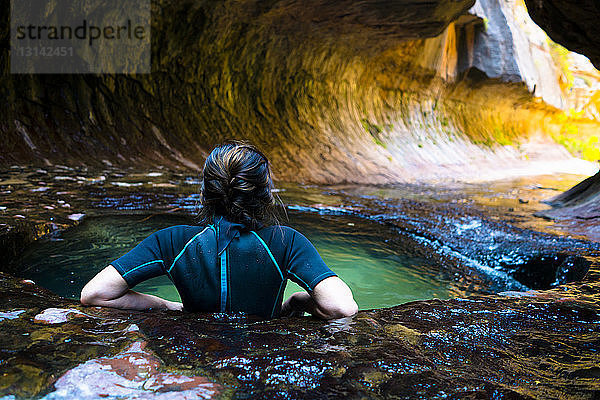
281, 276, 358, 319
80, 265, 183, 311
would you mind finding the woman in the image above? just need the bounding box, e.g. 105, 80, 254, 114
81, 141, 358, 319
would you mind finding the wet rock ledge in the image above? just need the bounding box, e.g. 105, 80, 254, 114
1, 271, 599, 400
1, 166, 600, 399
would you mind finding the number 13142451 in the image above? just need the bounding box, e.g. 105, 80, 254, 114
15, 46, 73, 57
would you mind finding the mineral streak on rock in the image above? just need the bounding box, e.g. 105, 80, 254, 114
0, 309, 25, 322
33, 308, 87, 324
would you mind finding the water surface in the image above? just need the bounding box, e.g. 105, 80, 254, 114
18, 212, 458, 310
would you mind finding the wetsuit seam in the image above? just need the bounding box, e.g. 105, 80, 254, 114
112, 260, 124, 273
168, 226, 212, 273
250, 231, 284, 280
288, 270, 309, 289
286, 230, 296, 276
271, 278, 285, 318
121, 260, 164, 277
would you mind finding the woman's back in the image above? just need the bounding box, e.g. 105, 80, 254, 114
111, 216, 336, 318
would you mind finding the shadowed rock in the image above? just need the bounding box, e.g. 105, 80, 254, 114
536, 171, 600, 239
525, 0, 600, 69
545, 170, 600, 216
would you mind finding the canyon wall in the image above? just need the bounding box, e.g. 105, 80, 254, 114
1, 0, 599, 183
521, 0, 600, 222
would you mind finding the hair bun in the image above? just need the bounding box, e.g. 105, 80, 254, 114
198, 141, 279, 229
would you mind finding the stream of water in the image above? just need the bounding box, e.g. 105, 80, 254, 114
3, 168, 600, 399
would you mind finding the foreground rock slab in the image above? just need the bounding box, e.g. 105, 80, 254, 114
1, 273, 599, 399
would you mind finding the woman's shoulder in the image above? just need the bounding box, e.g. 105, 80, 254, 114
256, 224, 310, 246
258, 224, 298, 235
152, 224, 214, 243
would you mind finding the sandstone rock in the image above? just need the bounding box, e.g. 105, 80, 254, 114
1, 0, 598, 183
469, 0, 564, 107
1, 270, 599, 399
0, 167, 599, 398
45, 341, 221, 399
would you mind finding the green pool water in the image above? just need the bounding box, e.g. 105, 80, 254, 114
17, 212, 456, 310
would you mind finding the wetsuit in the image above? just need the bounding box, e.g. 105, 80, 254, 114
110, 216, 337, 318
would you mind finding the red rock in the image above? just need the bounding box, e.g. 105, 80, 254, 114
49, 341, 221, 399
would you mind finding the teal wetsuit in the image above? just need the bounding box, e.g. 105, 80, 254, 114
111, 216, 336, 318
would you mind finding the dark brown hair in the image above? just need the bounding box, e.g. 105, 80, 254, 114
197, 141, 280, 230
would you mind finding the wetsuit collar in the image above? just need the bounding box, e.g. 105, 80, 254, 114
213, 215, 245, 255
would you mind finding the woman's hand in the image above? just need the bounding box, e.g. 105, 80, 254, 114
281, 292, 307, 317
165, 300, 184, 311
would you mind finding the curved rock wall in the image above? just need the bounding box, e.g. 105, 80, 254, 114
1, 0, 598, 183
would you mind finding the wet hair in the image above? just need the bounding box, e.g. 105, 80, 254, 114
197, 141, 281, 230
